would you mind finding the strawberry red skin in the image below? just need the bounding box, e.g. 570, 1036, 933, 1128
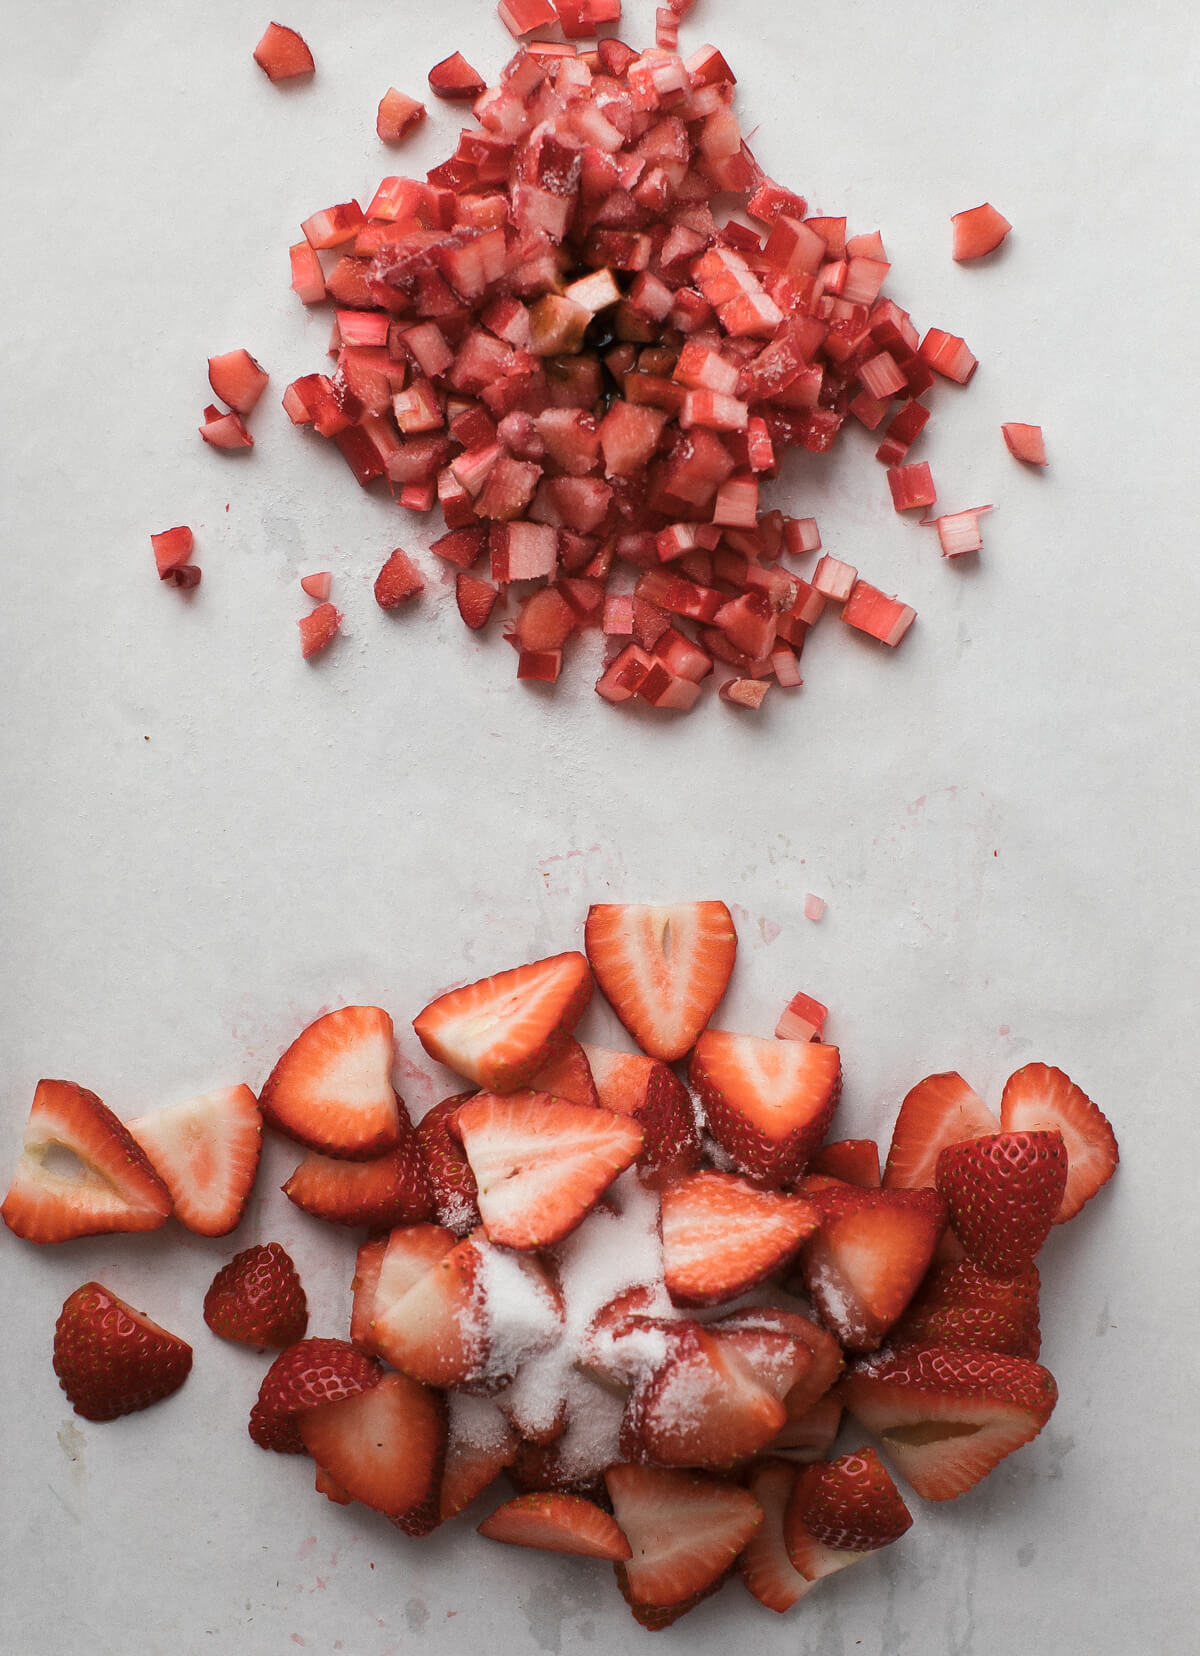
478, 1492, 632, 1560
374, 547, 424, 609
585, 1046, 701, 1188
739, 1460, 813, 1613
53, 1282, 193, 1422
249, 1338, 382, 1453
203, 1243, 309, 1348
1000, 1062, 1118, 1222
689, 1032, 842, 1187
890, 1260, 1042, 1360
786, 1447, 912, 1555
936, 1130, 1067, 1274
810, 1138, 880, 1186
282, 1130, 433, 1229
415, 1093, 480, 1233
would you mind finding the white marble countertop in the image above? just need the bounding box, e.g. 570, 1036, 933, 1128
1, 1, 1196, 1650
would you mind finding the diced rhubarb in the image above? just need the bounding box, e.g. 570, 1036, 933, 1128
875, 401, 931, 466
719, 677, 769, 709
926, 507, 994, 559
952, 202, 1012, 261
841, 581, 916, 645
887, 462, 936, 512
300, 572, 332, 602
302, 202, 365, 250
151, 527, 194, 581
491, 522, 558, 583
208, 350, 269, 416
289, 242, 326, 304
918, 329, 978, 385
517, 648, 563, 681
783, 517, 821, 557
298, 602, 342, 658
253, 22, 315, 82
376, 88, 426, 143
803, 893, 825, 921
776, 990, 828, 1042
498, 0, 558, 37
427, 53, 486, 100
1001, 423, 1047, 466
811, 555, 857, 604
200, 405, 253, 450
770, 645, 803, 688
595, 642, 653, 702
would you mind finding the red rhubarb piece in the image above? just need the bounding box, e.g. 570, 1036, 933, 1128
841, 582, 916, 646
376, 89, 426, 142
253, 22, 315, 83
428, 52, 486, 100
951, 203, 1012, 261
1002, 423, 1047, 465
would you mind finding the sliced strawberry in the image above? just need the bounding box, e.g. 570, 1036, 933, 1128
689, 1031, 841, 1186
204, 1242, 308, 1348
783, 1448, 912, 1579
660, 1170, 819, 1306
259, 1005, 401, 1159
455, 572, 499, 630
621, 1321, 787, 1469
798, 1182, 947, 1351
283, 1140, 433, 1229
314, 1466, 354, 1505
249, 1338, 382, 1454
882, 1071, 1000, 1190
936, 1130, 1067, 1273
53, 1282, 192, 1422
374, 547, 424, 609
1000, 1062, 1118, 1222
606, 1463, 762, 1627
840, 1346, 1058, 1501
300, 1370, 446, 1527
2, 1079, 172, 1243
353, 1222, 458, 1355
440, 1401, 520, 1520
415, 1093, 480, 1233
127, 1084, 261, 1237
208, 349, 269, 415
413, 953, 593, 1093
890, 1259, 1041, 1360
253, 22, 315, 81
370, 1234, 487, 1388
584, 901, 737, 1061
478, 1492, 631, 1560
716, 1304, 846, 1424
707, 1307, 820, 1402
578, 1284, 675, 1391
809, 1138, 880, 1186
739, 1460, 815, 1612
529, 1038, 599, 1108
771, 1393, 844, 1460
582, 1044, 701, 1187
454, 1092, 643, 1250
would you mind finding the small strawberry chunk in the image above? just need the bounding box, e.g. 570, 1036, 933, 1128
298, 601, 343, 658
582, 1044, 700, 1187
376, 88, 426, 143
200, 405, 253, 450
300, 1370, 446, 1526
478, 1492, 631, 1560
204, 1242, 308, 1348
415, 1094, 481, 1234
374, 547, 424, 609
689, 1029, 841, 1186
809, 1138, 881, 1186
661, 1171, 819, 1305
300, 571, 331, 602
455, 572, 500, 630
151, 526, 194, 580
620, 1320, 787, 1468
951, 202, 1012, 261
799, 1181, 947, 1351
936, 1130, 1067, 1273
253, 22, 315, 82
283, 1132, 433, 1229
784, 1448, 912, 1577
54, 1283, 192, 1422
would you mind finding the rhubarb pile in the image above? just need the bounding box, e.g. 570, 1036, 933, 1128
2, 901, 1117, 1628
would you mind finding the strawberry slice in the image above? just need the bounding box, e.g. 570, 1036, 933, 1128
454, 1092, 643, 1250
127, 1084, 262, 1237
798, 1182, 947, 1351
440, 1400, 520, 1521
2, 1079, 172, 1243
478, 1493, 632, 1561
606, 1463, 762, 1629
370, 1234, 488, 1387
936, 1130, 1067, 1273
1000, 1062, 1118, 1222
300, 1370, 446, 1528
809, 1137, 880, 1186
840, 1346, 1058, 1501
620, 1321, 787, 1469
584, 901, 737, 1061
772, 1393, 844, 1461
282, 1126, 433, 1229
582, 1043, 701, 1187
739, 1460, 815, 1612
204, 1242, 308, 1348
249, 1338, 382, 1454
783, 1448, 912, 1579
259, 1005, 401, 1159
415, 1093, 480, 1233
890, 1259, 1042, 1360
413, 953, 593, 1093
882, 1071, 1000, 1190
689, 1031, 841, 1185
352, 1222, 457, 1355
660, 1170, 819, 1306
528, 1038, 600, 1109
717, 1305, 845, 1423
53, 1282, 192, 1422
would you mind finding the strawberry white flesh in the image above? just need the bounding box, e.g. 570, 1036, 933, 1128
606, 1463, 763, 1616
413, 953, 593, 1093
455, 1092, 643, 1249
2, 1080, 172, 1243
259, 1006, 400, 1159
1000, 1063, 1118, 1222
660, 1171, 819, 1306
299, 1369, 445, 1522
882, 1071, 1000, 1190
478, 1492, 632, 1560
740, 1460, 815, 1611
127, 1084, 261, 1237
689, 1031, 842, 1185
585, 902, 737, 1061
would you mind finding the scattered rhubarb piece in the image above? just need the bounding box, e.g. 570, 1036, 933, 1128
1002, 422, 1047, 465
253, 22, 315, 83
300, 571, 332, 601
841, 582, 916, 645
151, 526, 196, 584
208, 349, 269, 415
887, 461, 936, 512
951, 202, 1012, 261
376, 88, 426, 143
925, 507, 993, 559
427, 52, 486, 99
200, 405, 253, 450
803, 894, 825, 921
775, 990, 828, 1043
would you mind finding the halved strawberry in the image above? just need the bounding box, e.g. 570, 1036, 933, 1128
352, 1222, 457, 1355
707, 1307, 821, 1403
661, 1171, 819, 1306
739, 1460, 815, 1612
478, 1492, 631, 1560
840, 1346, 1058, 1501
249, 1338, 382, 1454
252, 22, 315, 81
2, 1079, 172, 1243
454, 1092, 643, 1250
529, 1038, 599, 1109
1000, 1063, 1118, 1222
584, 901, 737, 1061
606, 1463, 762, 1628
620, 1321, 787, 1469
890, 1260, 1041, 1360
582, 1043, 701, 1187
882, 1071, 999, 1190
127, 1084, 262, 1237
53, 1282, 192, 1422
809, 1138, 880, 1186
282, 1135, 433, 1229
689, 1031, 841, 1186
259, 1006, 401, 1159
413, 953, 593, 1093
771, 1393, 844, 1461
783, 1448, 912, 1579
721, 1305, 845, 1423
204, 1242, 308, 1348
936, 1130, 1067, 1274
370, 1234, 487, 1388
300, 1370, 446, 1528
797, 1182, 947, 1351
415, 1093, 480, 1233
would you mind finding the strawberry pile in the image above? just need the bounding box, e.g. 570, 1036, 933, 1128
1, 902, 1117, 1628
272, 6, 993, 695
